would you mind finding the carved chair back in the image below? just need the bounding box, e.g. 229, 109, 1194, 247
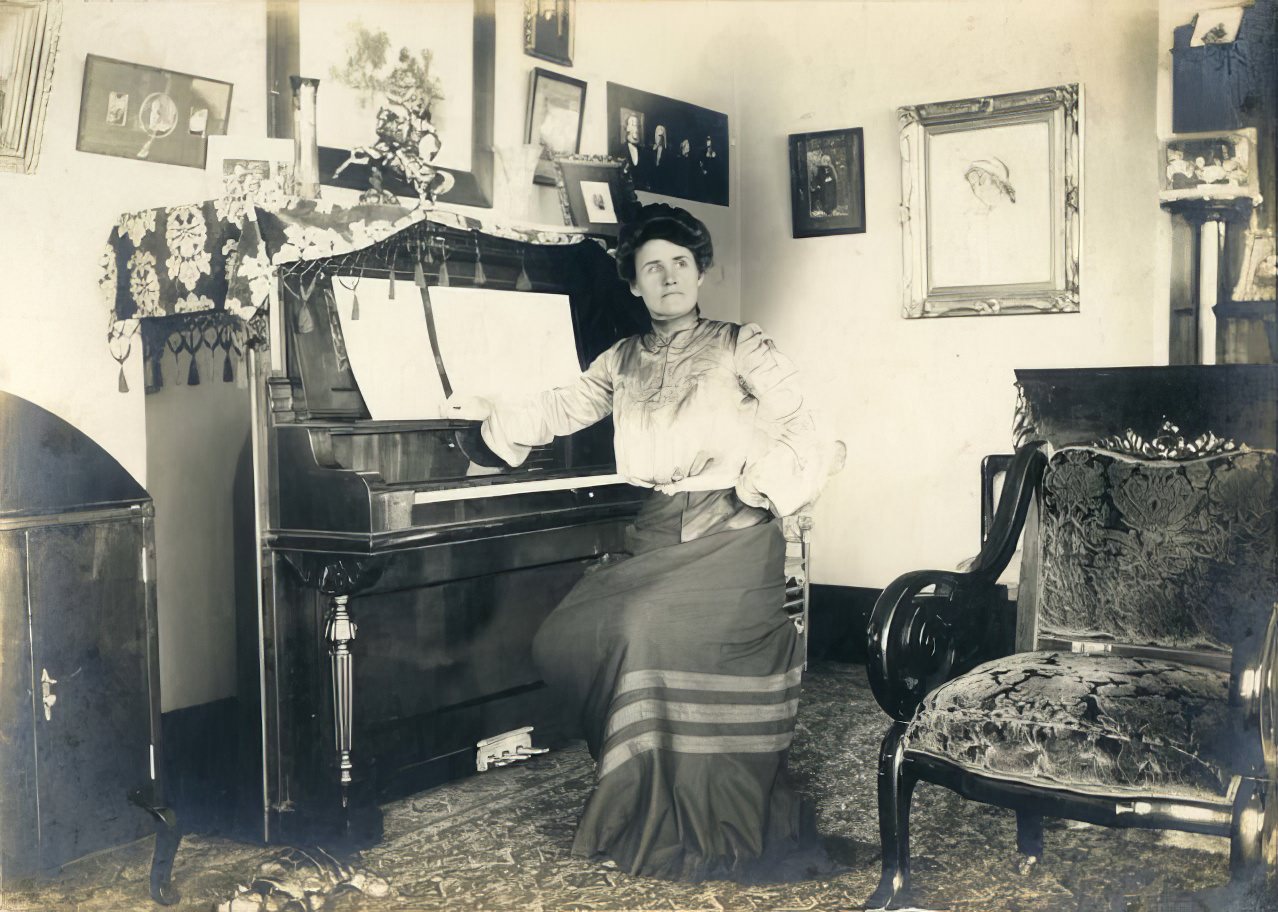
1018, 438, 1277, 669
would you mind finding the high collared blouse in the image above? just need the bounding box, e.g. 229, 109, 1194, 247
481, 318, 834, 517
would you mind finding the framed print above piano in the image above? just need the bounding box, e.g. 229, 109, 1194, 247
266, 0, 495, 208
898, 84, 1081, 318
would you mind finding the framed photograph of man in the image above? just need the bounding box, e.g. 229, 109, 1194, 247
788, 128, 865, 238
606, 82, 729, 206
551, 154, 640, 241
525, 67, 587, 186
523, 0, 574, 67
76, 54, 232, 169
898, 84, 1082, 318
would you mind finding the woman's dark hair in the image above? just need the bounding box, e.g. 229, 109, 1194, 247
615, 203, 714, 283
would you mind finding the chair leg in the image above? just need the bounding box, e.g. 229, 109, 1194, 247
1015, 812, 1043, 874
866, 722, 916, 911
129, 788, 182, 906
1229, 777, 1267, 887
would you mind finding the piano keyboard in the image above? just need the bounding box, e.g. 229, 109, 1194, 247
412, 473, 627, 504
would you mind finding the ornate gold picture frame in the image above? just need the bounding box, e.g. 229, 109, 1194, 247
898, 84, 1082, 318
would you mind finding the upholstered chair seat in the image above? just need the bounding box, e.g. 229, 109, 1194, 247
906, 651, 1234, 801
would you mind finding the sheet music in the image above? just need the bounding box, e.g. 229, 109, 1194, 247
332, 279, 447, 420
428, 286, 583, 401
331, 280, 582, 419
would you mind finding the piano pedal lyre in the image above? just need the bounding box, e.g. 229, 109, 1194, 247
476, 726, 548, 772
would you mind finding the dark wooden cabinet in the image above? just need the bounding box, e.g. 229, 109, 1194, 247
0, 391, 171, 896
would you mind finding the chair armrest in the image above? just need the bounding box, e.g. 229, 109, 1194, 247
866, 568, 1005, 721
865, 443, 1047, 722
966, 442, 1047, 581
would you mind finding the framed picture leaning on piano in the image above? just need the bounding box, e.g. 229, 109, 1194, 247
551, 154, 640, 241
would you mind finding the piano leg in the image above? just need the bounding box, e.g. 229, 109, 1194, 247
325, 594, 357, 809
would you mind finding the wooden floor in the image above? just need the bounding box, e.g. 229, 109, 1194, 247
2, 663, 1266, 912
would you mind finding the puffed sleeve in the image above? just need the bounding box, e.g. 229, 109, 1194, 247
480, 345, 615, 467
733, 323, 835, 517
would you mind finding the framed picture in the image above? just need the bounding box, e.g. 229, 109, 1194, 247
525, 67, 586, 186
76, 54, 232, 169
788, 128, 865, 238
268, 0, 495, 208
898, 84, 1082, 318
606, 82, 729, 206
1232, 229, 1276, 302
0, 0, 61, 175
523, 0, 573, 67
1159, 128, 1259, 201
552, 154, 639, 241
205, 136, 296, 218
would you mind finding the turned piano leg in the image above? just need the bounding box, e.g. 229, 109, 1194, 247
325, 594, 357, 808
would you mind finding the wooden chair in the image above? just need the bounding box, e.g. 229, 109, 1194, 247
863, 385, 1277, 909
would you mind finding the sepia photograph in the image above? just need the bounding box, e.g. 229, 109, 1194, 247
789, 127, 865, 238
4, 3, 1278, 912
606, 81, 730, 206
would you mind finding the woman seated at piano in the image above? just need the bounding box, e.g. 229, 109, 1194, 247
442, 203, 840, 881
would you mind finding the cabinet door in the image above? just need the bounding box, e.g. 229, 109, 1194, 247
27, 520, 153, 869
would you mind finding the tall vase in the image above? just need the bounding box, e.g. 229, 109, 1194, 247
494, 143, 545, 224
291, 76, 321, 199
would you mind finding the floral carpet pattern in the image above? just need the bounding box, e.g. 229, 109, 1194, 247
1, 664, 1269, 912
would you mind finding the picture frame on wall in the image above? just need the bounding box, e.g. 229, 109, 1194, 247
551, 154, 639, 241
525, 67, 586, 186
523, 0, 574, 67
788, 128, 865, 238
606, 81, 729, 206
898, 84, 1082, 318
76, 54, 232, 169
0, 0, 62, 175
268, 0, 495, 208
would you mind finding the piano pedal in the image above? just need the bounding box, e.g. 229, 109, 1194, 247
476, 726, 549, 772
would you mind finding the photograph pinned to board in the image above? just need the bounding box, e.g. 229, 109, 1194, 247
788, 127, 865, 238
76, 54, 232, 168
204, 136, 296, 220
552, 154, 639, 241
606, 82, 729, 206
526, 67, 586, 185
523, 0, 573, 67
898, 84, 1081, 318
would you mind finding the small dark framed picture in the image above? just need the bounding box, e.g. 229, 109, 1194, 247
788, 127, 865, 238
552, 154, 640, 241
524, 0, 574, 67
526, 67, 587, 186
77, 54, 232, 169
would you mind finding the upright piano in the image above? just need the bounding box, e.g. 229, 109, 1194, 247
242, 214, 650, 842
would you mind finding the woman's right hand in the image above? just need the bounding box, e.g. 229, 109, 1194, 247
438, 394, 493, 421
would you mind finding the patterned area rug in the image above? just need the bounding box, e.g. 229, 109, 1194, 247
1, 664, 1270, 911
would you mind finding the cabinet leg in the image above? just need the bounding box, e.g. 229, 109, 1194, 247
326, 594, 357, 808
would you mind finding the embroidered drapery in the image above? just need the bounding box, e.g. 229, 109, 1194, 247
102, 197, 592, 392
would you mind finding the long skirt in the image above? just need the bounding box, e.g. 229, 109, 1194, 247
531, 489, 817, 881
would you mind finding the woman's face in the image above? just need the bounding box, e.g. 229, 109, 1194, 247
629, 238, 702, 322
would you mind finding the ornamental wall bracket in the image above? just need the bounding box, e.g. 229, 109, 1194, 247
1094, 420, 1242, 460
